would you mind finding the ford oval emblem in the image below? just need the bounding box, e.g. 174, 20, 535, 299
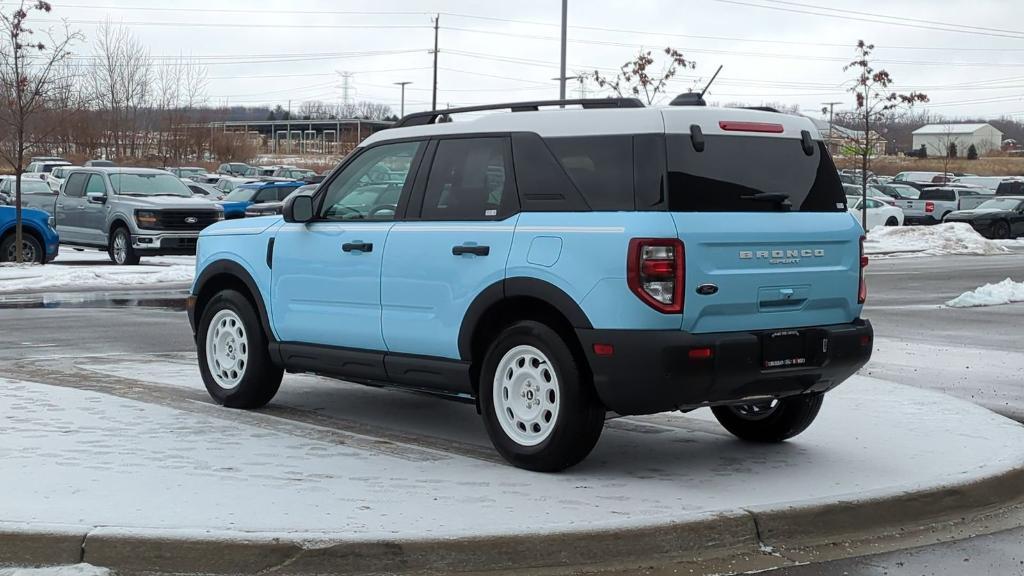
696, 283, 719, 296
184, 216, 198, 224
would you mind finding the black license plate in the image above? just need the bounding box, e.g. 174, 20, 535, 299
762, 330, 808, 369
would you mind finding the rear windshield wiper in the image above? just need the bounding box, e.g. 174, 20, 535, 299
740, 192, 792, 210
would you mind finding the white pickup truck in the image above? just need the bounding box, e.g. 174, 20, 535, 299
897, 186, 991, 225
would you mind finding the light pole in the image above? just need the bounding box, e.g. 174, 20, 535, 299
559, 0, 567, 101
394, 81, 412, 117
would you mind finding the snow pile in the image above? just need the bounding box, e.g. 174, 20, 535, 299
946, 278, 1024, 308
865, 223, 1012, 257
0, 256, 194, 293
0, 565, 110, 576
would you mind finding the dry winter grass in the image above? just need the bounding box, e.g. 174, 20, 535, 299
836, 155, 1024, 177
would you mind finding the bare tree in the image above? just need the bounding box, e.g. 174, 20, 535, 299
843, 40, 928, 229
155, 54, 208, 163
932, 126, 963, 179
589, 48, 695, 105
91, 19, 153, 160
0, 1, 80, 263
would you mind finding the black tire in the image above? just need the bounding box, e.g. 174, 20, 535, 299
479, 320, 605, 472
1, 232, 44, 263
197, 289, 283, 409
711, 393, 824, 443
991, 220, 1011, 240
885, 216, 899, 226
108, 226, 140, 265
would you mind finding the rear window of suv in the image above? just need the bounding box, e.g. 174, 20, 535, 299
919, 188, 955, 201
665, 135, 845, 212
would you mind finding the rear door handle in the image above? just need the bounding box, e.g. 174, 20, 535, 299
452, 245, 490, 256
342, 242, 372, 253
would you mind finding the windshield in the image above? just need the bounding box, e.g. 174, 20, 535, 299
109, 173, 191, 197
224, 186, 258, 202
976, 198, 1023, 210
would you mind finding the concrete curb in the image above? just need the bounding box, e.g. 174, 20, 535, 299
2, 465, 1022, 574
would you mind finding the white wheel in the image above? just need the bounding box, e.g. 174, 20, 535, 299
205, 309, 249, 390
493, 344, 560, 447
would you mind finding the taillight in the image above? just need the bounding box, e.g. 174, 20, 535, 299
858, 235, 868, 304
718, 121, 785, 133
628, 238, 684, 313
925, 201, 935, 213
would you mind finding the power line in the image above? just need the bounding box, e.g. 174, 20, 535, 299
35, 18, 431, 30
709, 0, 1024, 40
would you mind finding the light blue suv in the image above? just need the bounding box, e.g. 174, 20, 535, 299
188, 98, 873, 471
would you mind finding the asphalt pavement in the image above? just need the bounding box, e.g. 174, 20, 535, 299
0, 250, 1022, 575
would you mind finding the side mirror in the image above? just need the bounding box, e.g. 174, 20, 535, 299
86, 191, 106, 204
283, 192, 314, 223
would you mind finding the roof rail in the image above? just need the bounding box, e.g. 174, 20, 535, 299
740, 106, 781, 113
392, 98, 645, 128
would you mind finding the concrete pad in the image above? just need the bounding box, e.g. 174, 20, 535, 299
1, 358, 1023, 574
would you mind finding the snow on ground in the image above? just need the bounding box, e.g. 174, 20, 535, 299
3, 366, 1023, 539
0, 565, 110, 576
946, 278, 1024, 308
865, 223, 1018, 257
0, 251, 194, 294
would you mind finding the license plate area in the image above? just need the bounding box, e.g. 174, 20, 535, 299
761, 329, 821, 369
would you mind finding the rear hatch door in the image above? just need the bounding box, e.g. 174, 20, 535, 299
661, 117, 862, 334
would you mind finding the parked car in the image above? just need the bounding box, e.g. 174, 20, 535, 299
217, 180, 303, 219
995, 179, 1024, 197
24, 160, 72, 182
944, 196, 1024, 239
951, 176, 1005, 192
846, 195, 904, 229
190, 173, 223, 185
0, 204, 59, 263
0, 175, 11, 205
31, 167, 223, 265
216, 162, 251, 177
187, 99, 873, 471
872, 183, 920, 200
46, 165, 82, 193
272, 167, 317, 180
897, 186, 990, 224
213, 176, 257, 196
843, 183, 895, 205
83, 159, 116, 167
183, 179, 224, 201
1, 176, 56, 211
243, 184, 316, 217
167, 167, 208, 179
241, 165, 278, 178
892, 171, 951, 185
29, 155, 68, 163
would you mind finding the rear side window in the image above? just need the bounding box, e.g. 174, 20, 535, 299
64, 173, 87, 198
666, 135, 845, 212
421, 137, 515, 221
544, 136, 633, 210
996, 181, 1024, 195
920, 189, 955, 201
277, 186, 298, 200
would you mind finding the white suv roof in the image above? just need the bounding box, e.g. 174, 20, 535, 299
364, 101, 821, 146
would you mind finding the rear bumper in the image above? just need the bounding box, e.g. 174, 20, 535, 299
904, 215, 941, 225
577, 320, 873, 416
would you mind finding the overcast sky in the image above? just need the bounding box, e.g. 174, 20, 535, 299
26, 0, 1024, 120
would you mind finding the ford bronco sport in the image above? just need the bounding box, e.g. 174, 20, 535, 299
188, 98, 873, 471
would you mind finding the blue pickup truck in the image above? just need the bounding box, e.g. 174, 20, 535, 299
216, 180, 304, 219
1, 205, 59, 263
187, 99, 873, 471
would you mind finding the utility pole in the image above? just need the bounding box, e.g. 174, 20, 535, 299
394, 81, 412, 117
559, 0, 568, 101
431, 14, 439, 111
340, 71, 354, 106
822, 101, 841, 153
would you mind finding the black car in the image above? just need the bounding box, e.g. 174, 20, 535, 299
944, 196, 1024, 239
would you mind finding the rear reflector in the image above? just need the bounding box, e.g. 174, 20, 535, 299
719, 121, 785, 134
593, 343, 615, 357
688, 347, 713, 360
860, 334, 872, 347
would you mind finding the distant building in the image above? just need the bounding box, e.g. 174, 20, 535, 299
912, 123, 1003, 158
809, 118, 886, 157
207, 118, 393, 157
